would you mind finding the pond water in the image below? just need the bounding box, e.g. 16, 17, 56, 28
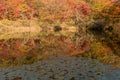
0, 55, 120, 80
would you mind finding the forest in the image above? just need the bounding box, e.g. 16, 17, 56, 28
0, 0, 120, 80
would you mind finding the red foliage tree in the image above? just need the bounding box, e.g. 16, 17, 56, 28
0, 1, 8, 18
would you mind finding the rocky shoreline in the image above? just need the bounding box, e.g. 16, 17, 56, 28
0, 55, 119, 80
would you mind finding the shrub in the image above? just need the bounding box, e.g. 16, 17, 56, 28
0, 0, 91, 21
54, 26, 62, 32
0, 0, 35, 20
0, 1, 8, 19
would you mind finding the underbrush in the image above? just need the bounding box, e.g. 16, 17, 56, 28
0, 0, 119, 69
0, 34, 90, 67
0, 34, 120, 68
81, 41, 120, 68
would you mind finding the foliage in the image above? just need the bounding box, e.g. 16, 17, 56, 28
0, 0, 120, 69
0, 35, 91, 61
0, 0, 34, 20
0, 0, 91, 21
88, 0, 120, 56
54, 26, 62, 32
0, 1, 8, 19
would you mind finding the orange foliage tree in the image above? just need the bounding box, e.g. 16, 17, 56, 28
39, 0, 91, 22
0, 0, 34, 20
0, 0, 91, 21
